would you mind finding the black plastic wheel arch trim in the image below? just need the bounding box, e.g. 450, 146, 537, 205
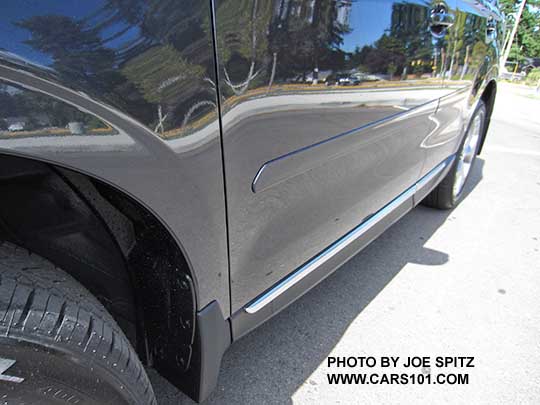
164, 301, 231, 403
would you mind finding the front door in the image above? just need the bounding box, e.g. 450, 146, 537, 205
213, 0, 453, 314
421, 0, 501, 176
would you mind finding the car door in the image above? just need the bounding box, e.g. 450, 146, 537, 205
213, 0, 452, 321
420, 0, 502, 177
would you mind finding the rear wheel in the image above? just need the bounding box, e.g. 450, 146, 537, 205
0, 242, 157, 405
423, 100, 486, 209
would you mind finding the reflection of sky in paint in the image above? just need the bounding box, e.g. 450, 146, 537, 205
459, 0, 503, 17
342, 1, 393, 52
342, 0, 435, 53
0, 0, 140, 67
0, 0, 499, 67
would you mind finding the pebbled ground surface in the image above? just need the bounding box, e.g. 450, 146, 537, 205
150, 83, 540, 405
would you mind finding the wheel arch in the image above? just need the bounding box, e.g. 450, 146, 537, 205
0, 65, 230, 400
0, 152, 198, 384
477, 79, 497, 154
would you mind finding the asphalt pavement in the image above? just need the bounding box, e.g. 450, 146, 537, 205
150, 83, 540, 405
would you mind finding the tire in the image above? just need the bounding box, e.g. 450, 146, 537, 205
422, 100, 487, 209
0, 241, 156, 405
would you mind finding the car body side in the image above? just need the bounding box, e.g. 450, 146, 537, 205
0, 0, 501, 402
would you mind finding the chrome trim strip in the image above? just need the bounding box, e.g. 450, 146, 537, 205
415, 155, 455, 192
244, 157, 453, 314
251, 99, 439, 194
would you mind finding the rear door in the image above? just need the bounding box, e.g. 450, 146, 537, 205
213, 0, 451, 314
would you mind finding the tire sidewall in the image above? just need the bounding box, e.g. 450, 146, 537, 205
0, 336, 134, 405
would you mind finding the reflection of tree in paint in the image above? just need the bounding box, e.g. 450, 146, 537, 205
212, 0, 352, 95
15, 0, 219, 136
122, 45, 205, 133
348, 3, 433, 78
439, 9, 488, 81
441, 10, 467, 79
390, 3, 432, 77
214, 0, 273, 95
268, 0, 351, 82
15, 15, 117, 91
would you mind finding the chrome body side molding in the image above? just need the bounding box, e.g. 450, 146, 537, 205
244, 156, 454, 314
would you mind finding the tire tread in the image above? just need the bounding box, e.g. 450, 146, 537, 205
0, 241, 156, 405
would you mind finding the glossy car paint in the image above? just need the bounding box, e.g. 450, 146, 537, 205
214, 0, 455, 316
0, 1, 229, 312
421, 0, 502, 177
0, 0, 501, 401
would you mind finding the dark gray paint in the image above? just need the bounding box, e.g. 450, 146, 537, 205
0, 0, 500, 319
0, 1, 229, 312
421, 0, 502, 178
215, 0, 455, 313
0, 0, 501, 399
233, 155, 455, 339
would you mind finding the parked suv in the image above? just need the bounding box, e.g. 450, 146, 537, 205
0, 1, 501, 403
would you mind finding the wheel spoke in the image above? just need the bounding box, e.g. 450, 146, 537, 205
453, 113, 483, 198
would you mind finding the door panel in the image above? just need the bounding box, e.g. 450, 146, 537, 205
214, 0, 452, 312
422, 0, 501, 175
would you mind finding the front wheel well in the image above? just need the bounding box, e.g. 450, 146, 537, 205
478, 80, 497, 154
0, 153, 196, 375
